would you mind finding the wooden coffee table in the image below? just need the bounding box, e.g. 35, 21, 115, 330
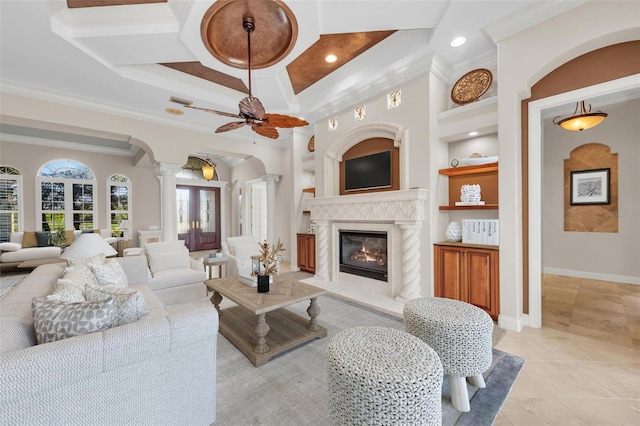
205, 275, 327, 367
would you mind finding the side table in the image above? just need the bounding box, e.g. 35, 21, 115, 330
203, 256, 228, 297
117, 239, 133, 257
203, 256, 228, 280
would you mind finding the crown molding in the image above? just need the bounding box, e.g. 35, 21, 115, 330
484, 1, 585, 43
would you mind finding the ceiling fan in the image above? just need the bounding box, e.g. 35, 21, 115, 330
171, 17, 308, 139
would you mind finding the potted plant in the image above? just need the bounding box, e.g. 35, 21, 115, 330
50, 227, 68, 251
256, 238, 285, 293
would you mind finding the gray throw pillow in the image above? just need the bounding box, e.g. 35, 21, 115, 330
35, 231, 51, 247
32, 297, 116, 344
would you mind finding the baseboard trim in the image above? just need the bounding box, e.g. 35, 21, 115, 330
543, 267, 639, 285
498, 313, 528, 332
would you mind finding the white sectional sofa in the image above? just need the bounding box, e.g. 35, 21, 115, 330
0, 230, 117, 270
0, 255, 218, 425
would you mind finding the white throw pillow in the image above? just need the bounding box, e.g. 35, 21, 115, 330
67, 253, 107, 267
233, 244, 261, 260
46, 278, 86, 302
0, 242, 21, 252
85, 283, 148, 326
147, 250, 190, 274
90, 259, 128, 288
62, 265, 100, 288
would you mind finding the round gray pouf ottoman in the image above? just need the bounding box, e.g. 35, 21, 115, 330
403, 297, 493, 413
326, 326, 443, 426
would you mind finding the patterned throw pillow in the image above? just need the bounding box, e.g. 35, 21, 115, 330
32, 297, 116, 344
62, 265, 100, 288
46, 278, 86, 302
90, 259, 128, 288
84, 284, 148, 326
66, 252, 107, 267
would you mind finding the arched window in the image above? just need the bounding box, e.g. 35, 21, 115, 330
36, 160, 96, 231
107, 174, 131, 238
0, 166, 22, 242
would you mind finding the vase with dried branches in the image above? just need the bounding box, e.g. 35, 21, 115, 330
256, 239, 285, 293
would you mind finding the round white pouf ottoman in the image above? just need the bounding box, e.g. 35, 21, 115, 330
403, 297, 493, 413
326, 326, 443, 426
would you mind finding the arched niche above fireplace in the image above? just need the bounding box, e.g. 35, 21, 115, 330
339, 138, 400, 195
324, 122, 409, 196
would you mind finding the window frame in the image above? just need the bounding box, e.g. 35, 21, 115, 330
106, 174, 131, 238
0, 166, 23, 242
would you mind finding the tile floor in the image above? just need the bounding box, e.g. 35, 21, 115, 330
199, 258, 640, 424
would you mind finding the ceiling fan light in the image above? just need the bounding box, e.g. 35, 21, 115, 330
553, 101, 607, 131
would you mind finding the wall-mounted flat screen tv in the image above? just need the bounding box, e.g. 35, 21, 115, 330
344, 151, 392, 191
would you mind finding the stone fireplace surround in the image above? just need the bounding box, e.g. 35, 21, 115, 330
308, 189, 429, 301
306, 122, 428, 307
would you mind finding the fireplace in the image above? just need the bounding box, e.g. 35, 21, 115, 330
339, 230, 388, 282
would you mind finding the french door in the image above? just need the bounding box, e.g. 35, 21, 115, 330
176, 185, 221, 251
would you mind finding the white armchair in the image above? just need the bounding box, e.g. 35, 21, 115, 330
221, 235, 261, 277
144, 241, 207, 305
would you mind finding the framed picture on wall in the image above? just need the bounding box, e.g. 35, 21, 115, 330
570, 168, 610, 205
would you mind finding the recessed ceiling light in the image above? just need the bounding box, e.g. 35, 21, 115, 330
165, 108, 184, 116
325, 54, 338, 63
468, 131, 478, 136
450, 36, 466, 47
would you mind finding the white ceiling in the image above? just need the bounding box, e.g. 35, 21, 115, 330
0, 0, 583, 159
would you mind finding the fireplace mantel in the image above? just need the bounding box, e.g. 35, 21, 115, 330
308, 189, 428, 301
309, 189, 428, 223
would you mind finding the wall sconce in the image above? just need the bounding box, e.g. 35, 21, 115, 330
553, 101, 607, 131
201, 156, 216, 181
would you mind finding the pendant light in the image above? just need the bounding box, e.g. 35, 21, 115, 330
201, 156, 216, 181
553, 101, 607, 131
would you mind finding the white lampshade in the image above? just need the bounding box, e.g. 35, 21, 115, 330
59, 233, 117, 259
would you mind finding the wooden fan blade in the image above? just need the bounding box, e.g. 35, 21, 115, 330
215, 121, 247, 133
263, 114, 309, 129
251, 123, 279, 139
184, 105, 241, 119
239, 96, 266, 120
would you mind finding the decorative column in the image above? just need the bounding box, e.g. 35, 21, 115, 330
398, 222, 422, 300
157, 162, 182, 242
314, 220, 330, 281
263, 174, 280, 243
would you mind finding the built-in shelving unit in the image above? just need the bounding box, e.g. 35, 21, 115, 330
302, 187, 315, 214
438, 162, 498, 210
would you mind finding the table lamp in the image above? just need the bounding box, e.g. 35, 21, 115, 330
59, 233, 117, 260
119, 220, 131, 240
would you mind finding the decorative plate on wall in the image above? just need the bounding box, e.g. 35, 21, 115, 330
308, 135, 315, 152
451, 68, 493, 105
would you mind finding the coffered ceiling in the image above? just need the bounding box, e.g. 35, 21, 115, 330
0, 0, 581, 153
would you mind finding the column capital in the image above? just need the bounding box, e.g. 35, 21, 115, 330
157, 162, 182, 177
262, 174, 281, 183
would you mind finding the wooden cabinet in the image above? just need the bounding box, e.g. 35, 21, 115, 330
434, 243, 499, 320
297, 233, 316, 273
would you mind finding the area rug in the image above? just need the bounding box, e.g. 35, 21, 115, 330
215, 291, 524, 426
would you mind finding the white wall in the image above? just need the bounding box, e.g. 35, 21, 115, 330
0, 140, 160, 244
543, 98, 640, 283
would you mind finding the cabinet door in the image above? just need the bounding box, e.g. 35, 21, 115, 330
434, 246, 463, 300
297, 234, 315, 273
465, 248, 497, 317
306, 235, 316, 272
